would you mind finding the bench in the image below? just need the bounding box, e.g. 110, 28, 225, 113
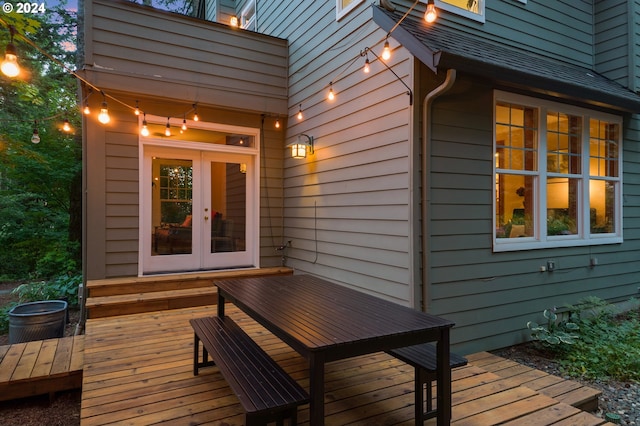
387, 343, 468, 423
190, 316, 309, 426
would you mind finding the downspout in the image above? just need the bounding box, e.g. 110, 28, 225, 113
421, 68, 456, 311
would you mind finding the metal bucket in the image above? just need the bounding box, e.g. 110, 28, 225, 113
8, 300, 68, 344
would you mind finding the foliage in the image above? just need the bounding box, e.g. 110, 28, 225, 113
527, 307, 580, 350
0, 2, 80, 280
11, 273, 80, 307
559, 297, 640, 381
0, 302, 18, 334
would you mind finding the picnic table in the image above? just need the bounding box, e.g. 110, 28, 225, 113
216, 274, 455, 426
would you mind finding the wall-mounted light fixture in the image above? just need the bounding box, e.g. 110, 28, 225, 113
288, 134, 314, 159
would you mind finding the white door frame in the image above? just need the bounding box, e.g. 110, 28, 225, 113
138, 116, 260, 275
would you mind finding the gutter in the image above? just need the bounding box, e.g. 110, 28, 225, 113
421, 68, 456, 311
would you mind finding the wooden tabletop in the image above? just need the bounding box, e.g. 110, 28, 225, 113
215, 274, 454, 360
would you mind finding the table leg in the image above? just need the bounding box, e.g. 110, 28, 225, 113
436, 330, 452, 426
217, 292, 225, 317
309, 354, 325, 426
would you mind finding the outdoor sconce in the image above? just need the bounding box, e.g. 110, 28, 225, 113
288, 134, 314, 159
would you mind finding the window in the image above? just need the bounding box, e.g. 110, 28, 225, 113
241, 0, 256, 30
435, 0, 485, 23
494, 91, 622, 251
336, 0, 364, 20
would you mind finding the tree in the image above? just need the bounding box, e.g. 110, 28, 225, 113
0, 2, 80, 279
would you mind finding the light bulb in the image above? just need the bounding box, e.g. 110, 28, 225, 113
83, 104, 90, 115
297, 105, 303, 120
31, 128, 40, 144
181, 118, 187, 131
134, 101, 140, 116
363, 58, 370, 74
193, 112, 199, 121
328, 86, 335, 101
230, 16, 239, 27
98, 101, 110, 124
382, 40, 391, 61
275, 119, 280, 129
1, 43, 19, 78
141, 115, 149, 137
425, 2, 437, 23
62, 119, 71, 132
165, 119, 171, 136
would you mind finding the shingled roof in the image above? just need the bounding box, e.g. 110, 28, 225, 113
373, 5, 640, 113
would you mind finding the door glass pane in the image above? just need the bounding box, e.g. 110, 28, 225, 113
210, 162, 246, 253
152, 158, 193, 255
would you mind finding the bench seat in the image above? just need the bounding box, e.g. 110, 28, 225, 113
190, 316, 309, 426
388, 343, 468, 423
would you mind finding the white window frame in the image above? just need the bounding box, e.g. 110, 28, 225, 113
336, 0, 364, 21
493, 91, 623, 252
431, 0, 485, 23
241, 0, 256, 30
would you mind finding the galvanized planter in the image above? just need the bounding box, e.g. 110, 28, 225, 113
8, 300, 68, 344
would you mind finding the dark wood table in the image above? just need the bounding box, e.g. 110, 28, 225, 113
216, 274, 455, 426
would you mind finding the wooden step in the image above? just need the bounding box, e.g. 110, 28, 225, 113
87, 267, 293, 297
0, 335, 84, 401
469, 352, 602, 413
86, 287, 218, 319
85, 267, 293, 318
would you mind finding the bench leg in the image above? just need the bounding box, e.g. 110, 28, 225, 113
193, 332, 215, 375
415, 367, 425, 424
193, 333, 199, 376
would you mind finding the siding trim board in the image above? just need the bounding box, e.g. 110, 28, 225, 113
373, 5, 640, 113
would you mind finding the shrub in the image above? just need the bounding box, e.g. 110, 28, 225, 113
560, 297, 640, 381
11, 273, 80, 308
527, 307, 580, 351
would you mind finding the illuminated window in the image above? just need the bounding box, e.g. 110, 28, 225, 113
336, 0, 364, 20
494, 91, 622, 251
435, 0, 484, 23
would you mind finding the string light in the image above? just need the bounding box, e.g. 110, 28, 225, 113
1, 26, 19, 78
181, 116, 187, 132
192, 103, 199, 121
425, 0, 437, 23
275, 118, 280, 129
134, 100, 140, 116
363, 56, 370, 73
140, 114, 150, 137
165, 117, 171, 136
62, 119, 71, 132
297, 104, 303, 120
98, 93, 110, 124
327, 82, 335, 101
31, 121, 40, 144
382, 38, 391, 61
83, 103, 90, 115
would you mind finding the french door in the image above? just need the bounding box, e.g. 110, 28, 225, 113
141, 143, 258, 274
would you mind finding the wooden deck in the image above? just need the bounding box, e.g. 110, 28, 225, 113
0, 335, 83, 402
78, 305, 613, 426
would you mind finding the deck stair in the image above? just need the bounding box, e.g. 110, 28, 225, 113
85, 267, 293, 319
0, 335, 84, 402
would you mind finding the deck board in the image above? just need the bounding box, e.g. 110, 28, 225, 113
78, 306, 613, 426
0, 335, 84, 402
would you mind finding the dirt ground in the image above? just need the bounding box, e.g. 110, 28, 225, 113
1, 281, 82, 425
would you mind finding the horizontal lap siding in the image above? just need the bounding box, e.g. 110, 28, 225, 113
595, 0, 631, 87
427, 76, 640, 354
255, 1, 416, 303
87, 0, 288, 113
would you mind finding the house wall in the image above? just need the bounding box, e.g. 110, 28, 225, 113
425, 70, 640, 354
253, 1, 420, 305
82, 0, 289, 279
